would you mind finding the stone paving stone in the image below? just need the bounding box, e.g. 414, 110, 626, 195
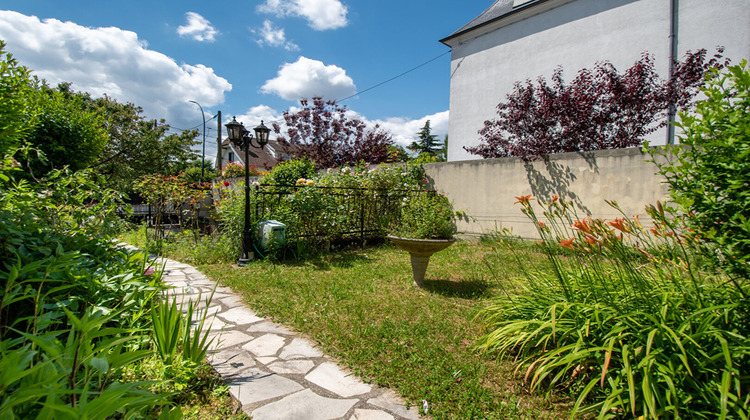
255, 356, 278, 365
368, 390, 422, 420
227, 369, 304, 405
279, 337, 324, 360
250, 389, 357, 420
242, 333, 286, 357
267, 359, 315, 375
208, 330, 253, 351
305, 362, 373, 398
246, 320, 295, 335
220, 295, 247, 307
209, 349, 256, 376
218, 307, 264, 325
352, 409, 395, 420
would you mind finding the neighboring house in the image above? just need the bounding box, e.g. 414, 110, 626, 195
440, 0, 750, 162
220, 138, 295, 171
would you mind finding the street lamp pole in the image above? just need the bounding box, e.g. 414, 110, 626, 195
225, 117, 271, 266
189, 100, 207, 179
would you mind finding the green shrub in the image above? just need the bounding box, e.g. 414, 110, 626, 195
261, 157, 316, 187
648, 60, 750, 282
476, 196, 749, 418
390, 191, 457, 239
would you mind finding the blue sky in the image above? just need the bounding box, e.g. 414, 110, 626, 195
0, 0, 492, 161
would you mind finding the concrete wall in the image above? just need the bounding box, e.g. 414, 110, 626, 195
444, 0, 750, 161
424, 147, 670, 239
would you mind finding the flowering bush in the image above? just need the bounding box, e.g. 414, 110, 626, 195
390, 191, 457, 239
220, 161, 262, 178
476, 195, 749, 418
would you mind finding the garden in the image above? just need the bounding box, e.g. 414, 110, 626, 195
1, 31, 748, 420
124, 61, 749, 419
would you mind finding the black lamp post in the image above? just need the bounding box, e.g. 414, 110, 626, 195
225, 117, 270, 266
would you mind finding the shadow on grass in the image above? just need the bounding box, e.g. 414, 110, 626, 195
422, 278, 494, 299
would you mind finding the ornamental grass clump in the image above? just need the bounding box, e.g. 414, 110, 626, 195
476, 195, 749, 419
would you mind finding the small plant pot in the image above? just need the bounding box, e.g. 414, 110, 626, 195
387, 235, 456, 287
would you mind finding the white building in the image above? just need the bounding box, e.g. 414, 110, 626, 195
440, 0, 750, 161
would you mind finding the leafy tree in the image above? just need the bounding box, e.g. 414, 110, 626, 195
408, 120, 442, 158
439, 135, 448, 161
0, 40, 37, 158
22, 84, 108, 177
386, 144, 410, 162
467, 49, 727, 161
649, 60, 750, 281
273, 97, 394, 169
81, 91, 199, 191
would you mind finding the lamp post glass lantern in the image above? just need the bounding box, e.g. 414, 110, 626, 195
225, 117, 270, 265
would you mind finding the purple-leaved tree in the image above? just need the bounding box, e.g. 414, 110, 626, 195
273, 97, 394, 169
465, 49, 726, 161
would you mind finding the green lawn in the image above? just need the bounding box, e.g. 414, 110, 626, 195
196, 240, 570, 419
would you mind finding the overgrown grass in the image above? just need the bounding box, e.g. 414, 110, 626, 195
192, 240, 571, 419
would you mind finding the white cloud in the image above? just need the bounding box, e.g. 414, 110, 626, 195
177, 12, 218, 42
0, 10, 231, 129
255, 20, 299, 51
363, 110, 450, 149
257, 0, 348, 31
261, 56, 356, 101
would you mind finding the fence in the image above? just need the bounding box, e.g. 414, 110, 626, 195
253, 184, 430, 244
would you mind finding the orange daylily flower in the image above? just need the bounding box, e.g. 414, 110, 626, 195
583, 235, 599, 246
572, 218, 593, 235
558, 238, 575, 249
608, 218, 631, 233
514, 195, 535, 205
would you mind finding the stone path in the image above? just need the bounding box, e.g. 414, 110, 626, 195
132, 247, 424, 420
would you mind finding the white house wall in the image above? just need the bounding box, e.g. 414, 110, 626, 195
445, 0, 750, 161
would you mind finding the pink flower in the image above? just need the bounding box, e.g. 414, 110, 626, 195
144, 268, 155, 276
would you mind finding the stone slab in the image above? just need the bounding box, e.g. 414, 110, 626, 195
242, 333, 286, 357
267, 359, 315, 375
227, 369, 304, 405
218, 307, 264, 325
250, 389, 357, 420
279, 337, 323, 360
352, 409, 395, 420
209, 330, 253, 351
368, 390, 422, 420
305, 362, 372, 398
209, 349, 256, 376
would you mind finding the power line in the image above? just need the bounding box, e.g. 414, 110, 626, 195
173, 50, 451, 132
337, 50, 451, 103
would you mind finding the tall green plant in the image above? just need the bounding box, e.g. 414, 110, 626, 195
476, 196, 749, 418
648, 60, 750, 283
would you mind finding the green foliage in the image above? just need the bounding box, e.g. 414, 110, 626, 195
407, 120, 443, 158
0, 40, 37, 157
261, 157, 316, 187
211, 162, 429, 260
22, 85, 108, 176
150, 293, 215, 367
391, 191, 457, 239
648, 60, 750, 282
84, 91, 199, 193
476, 196, 749, 418
180, 166, 217, 185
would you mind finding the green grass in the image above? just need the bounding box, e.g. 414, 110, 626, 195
193, 240, 570, 419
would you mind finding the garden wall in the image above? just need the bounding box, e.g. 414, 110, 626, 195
424, 147, 670, 239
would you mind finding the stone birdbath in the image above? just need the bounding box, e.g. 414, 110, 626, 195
387, 235, 456, 287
